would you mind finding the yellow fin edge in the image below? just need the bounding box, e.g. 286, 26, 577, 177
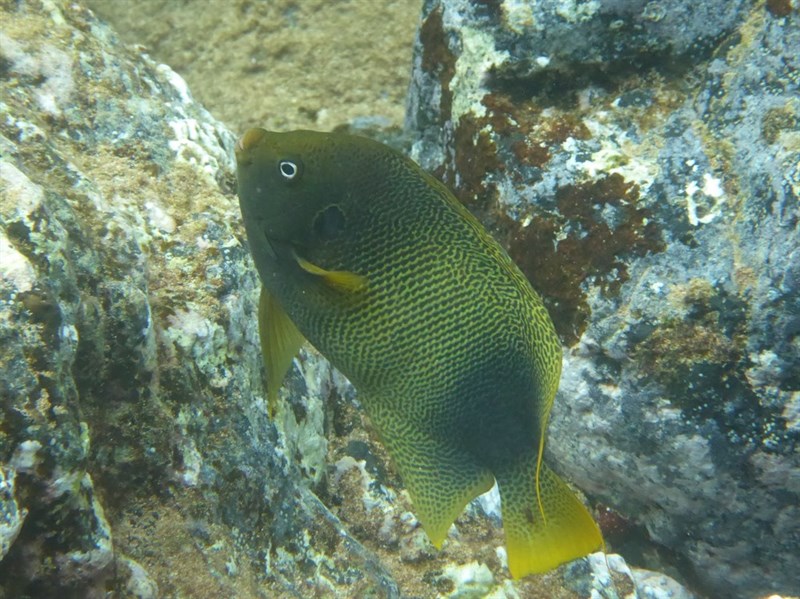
501, 462, 604, 579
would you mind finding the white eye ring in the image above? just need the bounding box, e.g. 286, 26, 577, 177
279, 160, 298, 180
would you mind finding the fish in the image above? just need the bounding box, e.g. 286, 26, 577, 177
235, 128, 603, 578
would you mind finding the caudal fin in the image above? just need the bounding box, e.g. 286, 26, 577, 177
496, 458, 603, 578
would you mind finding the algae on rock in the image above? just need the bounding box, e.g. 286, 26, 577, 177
0, 1, 398, 597
406, 1, 800, 597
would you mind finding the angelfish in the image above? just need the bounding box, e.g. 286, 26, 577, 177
235, 128, 603, 577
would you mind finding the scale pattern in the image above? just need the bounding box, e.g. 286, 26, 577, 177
236, 129, 602, 576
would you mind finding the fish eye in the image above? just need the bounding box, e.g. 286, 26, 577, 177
278, 160, 300, 180
313, 205, 346, 241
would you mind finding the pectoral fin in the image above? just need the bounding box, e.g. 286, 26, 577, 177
258, 286, 306, 417
294, 253, 367, 293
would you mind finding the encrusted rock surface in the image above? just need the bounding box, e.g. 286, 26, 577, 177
0, 2, 398, 597
2, 0, 796, 597
407, 1, 799, 597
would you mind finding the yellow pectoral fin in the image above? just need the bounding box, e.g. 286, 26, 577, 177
294, 253, 367, 293
258, 286, 306, 417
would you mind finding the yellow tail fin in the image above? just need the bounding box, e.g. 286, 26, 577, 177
497, 459, 603, 578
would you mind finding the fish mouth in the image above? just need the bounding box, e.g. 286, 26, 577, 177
262, 230, 297, 263
246, 215, 300, 264
261, 235, 278, 260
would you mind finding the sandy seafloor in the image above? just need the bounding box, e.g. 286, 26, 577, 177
85, 0, 422, 134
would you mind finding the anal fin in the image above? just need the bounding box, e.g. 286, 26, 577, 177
366, 400, 494, 547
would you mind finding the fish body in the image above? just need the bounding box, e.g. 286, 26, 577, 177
236, 128, 603, 577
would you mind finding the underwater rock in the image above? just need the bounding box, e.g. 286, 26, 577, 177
0, 467, 26, 561
0, 1, 398, 597
565, 552, 696, 599
407, 0, 752, 168
408, 1, 799, 598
